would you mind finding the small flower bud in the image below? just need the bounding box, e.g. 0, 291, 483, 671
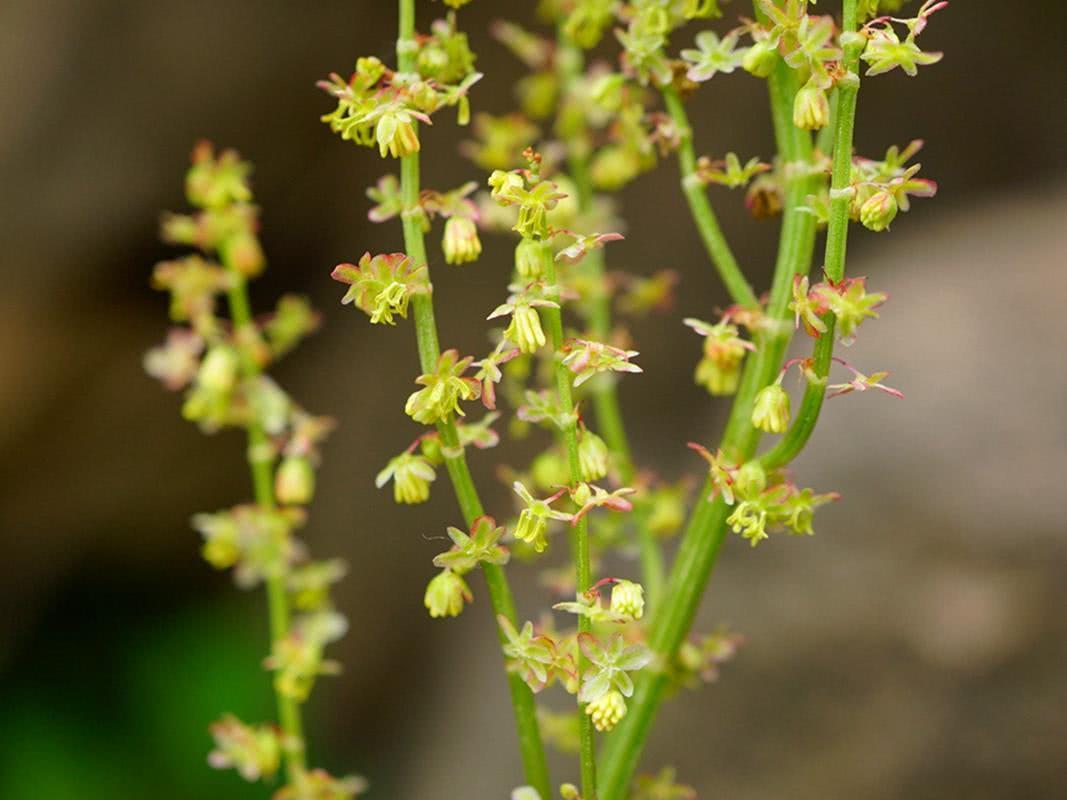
514, 238, 544, 280
275, 456, 316, 505
578, 430, 610, 482
734, 461, 767, 498
742, 41, 777, 78
197, 345, 239, 393
506, 304, 547, 354
859, 189, 899, 232
442, 217, 482, 264
424, 569, 471, 618
208, 715, 281, 782
585, 689, 627, 732
531, 449, 569, 491
695, 356, 742, 396
355, 56, 385, 84
589, 145, 641, 191
793, 84, 830, 131
610, 580, 645, 621
376, 453, 436, 505
160, 213, 200, 246
220, 230, 266, 277
376, 111, 421, 159
515, 506, 549, 553
408, 81, 440, 115
751, 383, 791, 434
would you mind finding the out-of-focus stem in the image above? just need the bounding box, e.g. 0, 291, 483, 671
557, 35, 663, 608
224, 275, 306, 781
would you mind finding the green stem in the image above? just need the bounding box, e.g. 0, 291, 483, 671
539, 242, 598, 799
224, 277, 306, 781
394, 2, 550, 795
661, 86, 759, 311
759, 4, 863, 471
598, 52, 824, 799
556, 35, 662, 608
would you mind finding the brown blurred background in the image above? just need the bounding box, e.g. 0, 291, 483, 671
1, 1, 1065, 798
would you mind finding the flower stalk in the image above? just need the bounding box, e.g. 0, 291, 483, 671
222, 261, 307, 782
597, 40, 824, 800
394, 1, 550, 795
538, 241, 598, 799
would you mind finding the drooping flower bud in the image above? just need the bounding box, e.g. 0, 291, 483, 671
793, 83, 830, 131
742, 40, 778, 77
220, 229, 265, 277
531, 449, 569, 491
275, 456, 316, 505
424, 569, 471, 618
515, 505, 550, 553
506, 303, 547, 354
442, 216, 482, 264
751, 383, 791, 434
376, 452, 437, 505
859, 189, 899, 232
208, 715, 282, 782
578, 429, 610, 482
375, 110, 421, 159
404, 350, 481, 424
193, 511, 242, 569
585, 689, 627, 732
197, 345, 239, 393
610, 579, 645, 621
514, 238, 544, 280
734, 461, 767, 498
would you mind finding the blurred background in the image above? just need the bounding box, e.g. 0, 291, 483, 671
1, 1, 1065, 798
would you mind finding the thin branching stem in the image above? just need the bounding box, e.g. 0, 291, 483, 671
661, 86, 759, 311
760, 5, 864, 470
539, 242, 598, 799
223, 273, 307, 781
394, 1, 551, 795
597, 10, 848, 786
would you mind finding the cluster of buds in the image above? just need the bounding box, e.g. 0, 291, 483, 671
318, 40, 480, 160
849, 140, 938, 232
207, 715, 282, 782
404, 349, 482, 425
560, 338, 642, 388
554, 578, 646, 625
422, 516, 511, 618
631, 767, 698, 800
674, 628, 745, 689
266, 611, 347, 702
694, 152, 770, 190
488, 161, 568, 241
191, 504, 302, 584
689, 446, 838, 546
274, 769, 368, 800
330, 252, 430, 326
790, 274, 887, 343
684, 316, 756, 396
861, 1, 947, 77
148, 144, 357, 795
499, 616, 564, 692
577, 633, 653, 732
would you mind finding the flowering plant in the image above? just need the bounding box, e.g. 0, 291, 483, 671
149, 0, 946, 797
